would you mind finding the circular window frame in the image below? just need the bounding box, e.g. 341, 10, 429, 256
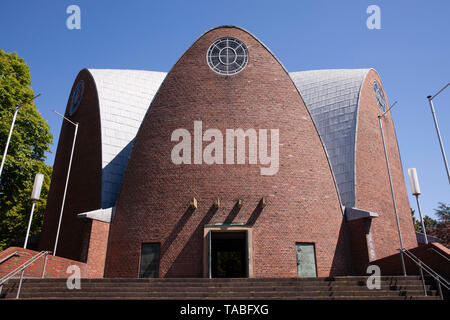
69, 80, 84, 117
373, 80, 387, 113
206, 37, 249, 75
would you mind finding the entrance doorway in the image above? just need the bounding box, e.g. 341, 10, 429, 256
209, 231, 247, 278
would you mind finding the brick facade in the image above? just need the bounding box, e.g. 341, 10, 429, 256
0, 247, 86, 279
1, 220, 107, 280
372, 243, 450, 280
38, 69, 103, 262
104, 26, 352, 278
85, 220, 109, 278
30, 26, 423, 280
354, 70, 418, 265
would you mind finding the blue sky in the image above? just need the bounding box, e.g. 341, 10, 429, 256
0, 0, 448, 220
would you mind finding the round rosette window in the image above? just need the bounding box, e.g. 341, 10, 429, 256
69, 80, 84, 116
207, 37, 249, 75
373, 80, 387, 113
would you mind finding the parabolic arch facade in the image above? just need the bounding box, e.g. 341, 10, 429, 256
39, 26, 417, 278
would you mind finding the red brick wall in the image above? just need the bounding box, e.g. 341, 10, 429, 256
38, 69, 103, 262
355, 70, 418, 264
347, 219, 369, 275
0, 247, 87, 279
371, 243, 450, 280
104, 26, 351, 278
1, 220, 108, 280
86, 220, 109, 278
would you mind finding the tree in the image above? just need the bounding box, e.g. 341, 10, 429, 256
411, 208, 437, 233
429, 222, 450, 248
434, 202, 450, 222
0, 49, 53, 251
411, 208, 421, 233
426, 202, 450, 248
422, 216, 438, 230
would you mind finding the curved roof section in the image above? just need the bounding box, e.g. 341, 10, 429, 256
290, 69, 370, 208
87, 69, 167, 208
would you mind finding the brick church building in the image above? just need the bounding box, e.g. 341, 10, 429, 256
33, 25, 422, 279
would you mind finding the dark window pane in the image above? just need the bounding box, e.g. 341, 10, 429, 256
217, 63, 228, 72
236, 56, 245, 65
210, 56, 220, 66
140, 243, 160, 278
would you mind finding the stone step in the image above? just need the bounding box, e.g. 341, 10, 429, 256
11, 275, 425, 283
10, 278, 431, 287
7, 292, 441, 300
5, 290, 436, 298
1, 276, 442, 300
4, 284, 434, 293
4, 295, 441, 300
3, 279, 435, 288
7, 284, 435, 293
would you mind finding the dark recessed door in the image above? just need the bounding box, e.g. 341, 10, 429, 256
210, 231, 247, 278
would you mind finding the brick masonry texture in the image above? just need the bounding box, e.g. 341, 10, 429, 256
355, 69, 418, 262
88, 69, 166, 208
347, 219, 370, 274
38, 69, 103, 262
31, 26, 422, 280
0, 227, 107, 279
85, 220, 109, 278
372, 243, 450, 279
37, 69, 161, 270
0, 247, 86, 279
104, 26, 352, 278
290, 69, 370, 208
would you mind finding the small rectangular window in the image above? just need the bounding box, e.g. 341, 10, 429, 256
139, 243, 160, 278
296, 242, 317, 278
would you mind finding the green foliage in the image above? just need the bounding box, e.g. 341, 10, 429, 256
428, 221, 450, 248
422, 216, 438, 230
427, 202, 450, 248
411, 208, 421, 232
0, 49, 53, 251
412, 202, 450, 248
411, 208, 437, 233
434, 202, 450, 222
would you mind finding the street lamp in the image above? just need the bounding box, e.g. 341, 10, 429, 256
427, 83, 450, 183
377, 101, 407, 276
407, 168, 428, 244
0, 94, 41, 183
24, 173, 44, 249
52, 110, 79, 256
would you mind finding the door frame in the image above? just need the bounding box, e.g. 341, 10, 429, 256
295, 242, 318, 278
138, 242, 161, 278
203, 225, 254, 278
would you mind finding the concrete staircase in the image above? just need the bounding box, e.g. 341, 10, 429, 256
0, 276, 442, 300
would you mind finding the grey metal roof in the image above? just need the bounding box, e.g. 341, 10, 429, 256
290, 69, 370, 207
87, 69, 167, 208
